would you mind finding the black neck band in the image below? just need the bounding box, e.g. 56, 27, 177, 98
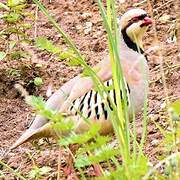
121, 28, 144, 54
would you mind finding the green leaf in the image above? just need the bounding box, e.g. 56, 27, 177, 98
0, 51, 6, 61
29, 166, 40, 178
75, 155, 91, 168
96, 168, 125, 180
25, 96, 45, 110
67, 57, 81, 66
25, 96, 58, 120
39, 166, 52, 175
59, 123, 101, 146
29, 166, 51, 178
75, 145, 119, 168
7, 0, 26, 7
9, 41, 17, 50
90, 145, 119, 163
131, 155, 148, 177
21, 23, 32, 29
10, 50, 28, 60
0, 14, 7, 19
77, 135, 111, 154
0, 2, 10, 10
59, 50, 83, 65
168, 100, 180, 121
12, 4, 27, 10
52, 118, 74, 132
35, 37, 61, 54
58, 50, 75, 60
4, 12, 21, 23
34, 77, 43, 86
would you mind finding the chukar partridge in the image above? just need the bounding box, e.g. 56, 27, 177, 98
10, 8, 152, 150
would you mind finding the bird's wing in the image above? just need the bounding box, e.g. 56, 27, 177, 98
59, 57, 112, 113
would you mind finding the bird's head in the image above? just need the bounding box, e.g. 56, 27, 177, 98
120, 9, 152, 52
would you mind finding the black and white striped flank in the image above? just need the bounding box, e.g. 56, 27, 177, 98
68, 79, 130, 121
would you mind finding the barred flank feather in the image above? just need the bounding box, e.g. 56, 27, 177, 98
69, 79, 130, 121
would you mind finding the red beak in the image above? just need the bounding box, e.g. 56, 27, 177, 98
143, 17, 152, 26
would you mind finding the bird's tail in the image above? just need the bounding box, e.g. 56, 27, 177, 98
10, 122, 56, 150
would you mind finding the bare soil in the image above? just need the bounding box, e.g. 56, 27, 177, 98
0, 0, 179, 179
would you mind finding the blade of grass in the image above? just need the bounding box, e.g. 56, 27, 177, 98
98, 0, 125, 148
111, 0, 130, 158
98, 1, 134, 178
0, 161, 26, 180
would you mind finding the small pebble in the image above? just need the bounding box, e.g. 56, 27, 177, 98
160, 101, 167, 109
84, 22, 93, 34
80, 12, 92, 20
75, 24, 83, 33
151, 139, 159, 146
148, 114, 159, 121
159, 14, 171, 23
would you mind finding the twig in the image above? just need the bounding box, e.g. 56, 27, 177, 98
155, 0, 173, 11
34, 5, 38, 38
57, 146, 62, 180
133, 0, 147, 7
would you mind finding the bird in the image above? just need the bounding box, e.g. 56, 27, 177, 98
10, 8, 152, 150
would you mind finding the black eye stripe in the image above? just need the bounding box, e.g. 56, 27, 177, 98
130, 14, 147, 22
137, 14, 147, 20
125, 14, 148, 28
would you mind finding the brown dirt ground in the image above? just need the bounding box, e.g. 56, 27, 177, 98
0, 0, 179, 179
